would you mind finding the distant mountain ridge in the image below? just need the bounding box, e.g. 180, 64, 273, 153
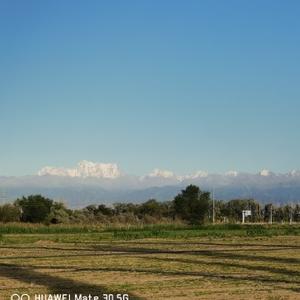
0, 162, 300, 208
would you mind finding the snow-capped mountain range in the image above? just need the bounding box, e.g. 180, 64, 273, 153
0, 160, 300, 207
37, 160, 298, 181
37, 160, 209, 180
38, 161, 121, 179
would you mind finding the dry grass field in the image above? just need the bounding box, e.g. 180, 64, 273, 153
0, 228, 299, 300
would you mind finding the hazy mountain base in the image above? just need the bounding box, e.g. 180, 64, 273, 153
1, 174, 300, 208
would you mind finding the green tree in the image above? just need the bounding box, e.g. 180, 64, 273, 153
15, 195, 53, 223
96, 204, 114, 216
139, 199, 162, 217
173, 185, 210, 224
264, 203, 273, 223
114, 203, 138, 215
294, 204, 300, 222
222, 199, 261, 223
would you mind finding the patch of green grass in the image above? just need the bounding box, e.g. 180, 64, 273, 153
0, 223, 299, 240
0, 223, 105, 234
111, 224, 300, 240
246, 225, 270, 237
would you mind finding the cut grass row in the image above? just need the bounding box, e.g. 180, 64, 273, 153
0, 234, 299, 299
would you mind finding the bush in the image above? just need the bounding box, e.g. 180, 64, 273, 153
0, 204, 21, 222
46, 205, 70, 224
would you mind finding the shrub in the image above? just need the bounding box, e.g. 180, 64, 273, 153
0, 204, 21, 222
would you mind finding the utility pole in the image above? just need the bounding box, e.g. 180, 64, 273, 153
269, 204, 273, 224
289, 205, 293, 225
212, 189, 215, 224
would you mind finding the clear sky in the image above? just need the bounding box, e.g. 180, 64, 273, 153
0, 0, 300, 176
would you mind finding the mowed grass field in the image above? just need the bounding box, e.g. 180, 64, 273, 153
0, 225, 299, 300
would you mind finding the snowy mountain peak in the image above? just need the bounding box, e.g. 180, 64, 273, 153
259, 169, 273, 177
184, 170, 209, 179
38, 160, 121, 179
225, 170, 239, 177
289, 170, 300, 177
148, 169, 176, 179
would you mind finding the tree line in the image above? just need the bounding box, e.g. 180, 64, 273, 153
0, 185, 299, 225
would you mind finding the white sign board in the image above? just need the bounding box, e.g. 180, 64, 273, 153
242, 210, 252, 223
243, 210, 251, 216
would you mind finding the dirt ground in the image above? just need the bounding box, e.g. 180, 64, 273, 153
0, 234, 299, 300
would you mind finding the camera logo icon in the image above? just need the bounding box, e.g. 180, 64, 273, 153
11, 294, 30, 300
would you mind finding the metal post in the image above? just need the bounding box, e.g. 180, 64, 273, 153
212, 189, 215, 224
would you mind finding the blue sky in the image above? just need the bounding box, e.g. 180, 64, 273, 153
0, 0, 300, 176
